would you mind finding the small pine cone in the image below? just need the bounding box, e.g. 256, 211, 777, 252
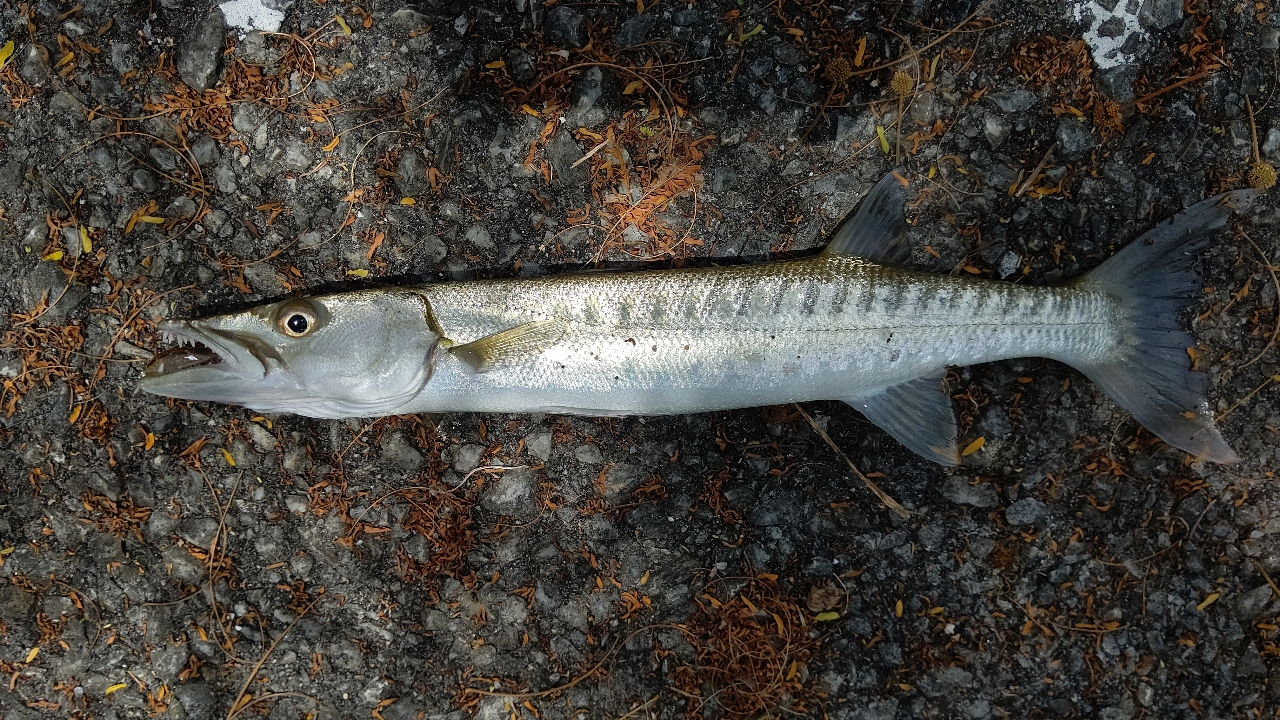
889, 70, 912, 97
825, 57, 853, 87
1091, 99, 1123, 137
1248, 161, 1276, 191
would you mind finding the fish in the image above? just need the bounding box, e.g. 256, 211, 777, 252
139, 174, 1253, 464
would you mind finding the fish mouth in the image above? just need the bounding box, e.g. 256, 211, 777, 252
146, 338, 222, 375
139, 320, 270, 400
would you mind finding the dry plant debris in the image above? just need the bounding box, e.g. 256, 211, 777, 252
0, 296, 86, 418
769, 0, 875, 78
670, 576, 820, 718
0, 52, 37, 109
482, 23, 711, 260
1130, 0, 1226, 116
140, 32, 336, 144
576, 114, 714, 260
391, 477, 477, 598
1, 210, 171, 449
331, 420, 477, 598
78, 490, 152, 543
698, 467, 742, 525
1011, 35, 1123, 139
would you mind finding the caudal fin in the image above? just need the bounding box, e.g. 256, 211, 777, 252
1069, 190, 1254, 463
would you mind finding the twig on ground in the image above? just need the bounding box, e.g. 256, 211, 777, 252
466, 624, 693, 699
225, 592, 324, 720
1015, 142, 1058, 198
612, 695, 660, 720
1237, 232, 1280, 368
793, 404, 909, 519
1250, 558, 1280, 601
1122, 69, 1213, 110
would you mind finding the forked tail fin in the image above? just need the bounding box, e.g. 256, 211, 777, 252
1068, 190, 1255, 463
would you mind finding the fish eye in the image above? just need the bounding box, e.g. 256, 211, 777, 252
277, 303, 319, 338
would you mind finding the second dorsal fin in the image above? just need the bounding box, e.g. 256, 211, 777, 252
822, 172, 910, 266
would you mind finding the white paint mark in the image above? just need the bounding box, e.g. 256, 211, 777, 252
219, 0, 285, 36
1072, 0, 1147, 69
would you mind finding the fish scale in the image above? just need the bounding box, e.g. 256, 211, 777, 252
407, 255, 1118, 416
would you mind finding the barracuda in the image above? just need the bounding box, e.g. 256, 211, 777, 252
140, 174, 1253, 464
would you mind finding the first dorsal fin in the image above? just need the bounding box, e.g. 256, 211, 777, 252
450, 320, 568, 373
822, 172, 910, 266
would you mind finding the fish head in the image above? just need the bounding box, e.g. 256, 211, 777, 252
139, 290, 439, 417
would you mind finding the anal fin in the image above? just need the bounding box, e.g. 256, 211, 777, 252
451, 320, 567, 373
846, 372, 960, 465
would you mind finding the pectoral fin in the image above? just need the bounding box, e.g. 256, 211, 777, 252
846, 372, 960, 465
450, 320, 568, 373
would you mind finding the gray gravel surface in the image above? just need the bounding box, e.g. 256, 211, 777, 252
2, 1, 1279, 718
